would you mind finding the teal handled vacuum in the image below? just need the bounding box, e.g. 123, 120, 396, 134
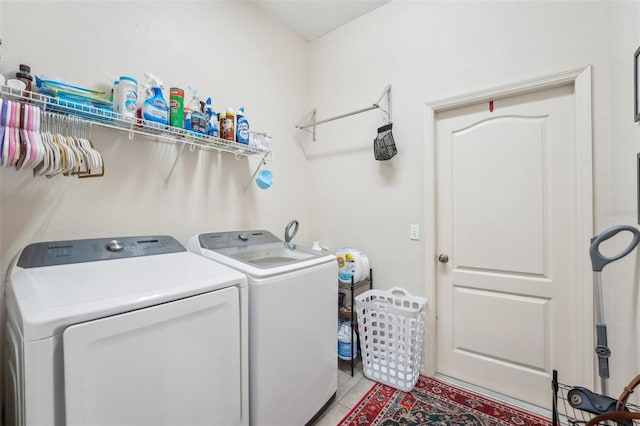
589, 225, 640, 397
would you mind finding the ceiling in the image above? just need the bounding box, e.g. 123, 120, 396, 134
255, 0, 391, 42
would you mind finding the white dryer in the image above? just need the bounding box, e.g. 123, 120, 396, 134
4, 235, 248, 426
188, 230, 337, 426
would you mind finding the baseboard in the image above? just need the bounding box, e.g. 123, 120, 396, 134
434, 374, 552, 420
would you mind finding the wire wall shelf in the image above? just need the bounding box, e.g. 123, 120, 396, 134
0, 84, 272, 160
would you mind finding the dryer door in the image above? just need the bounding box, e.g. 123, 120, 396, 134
63, 286, 242, 426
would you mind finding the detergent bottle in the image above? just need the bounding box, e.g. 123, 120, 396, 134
235, 106, 250, 144
337, 319, 357, 360
336, 248, 369, 283
117, 76, 137, 120
141, 72, 168, 126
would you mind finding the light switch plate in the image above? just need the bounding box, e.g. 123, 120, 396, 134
410, 224, 420, 240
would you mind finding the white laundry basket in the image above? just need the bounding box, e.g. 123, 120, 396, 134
355, 287, 426, 392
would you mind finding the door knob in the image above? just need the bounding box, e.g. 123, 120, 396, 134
438, 254, 449, 263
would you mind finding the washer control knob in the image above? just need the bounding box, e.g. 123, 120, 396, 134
238, 233, 249, 241
107, 240, 125, 252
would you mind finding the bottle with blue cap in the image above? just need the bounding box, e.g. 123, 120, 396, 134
205, 97, 219, 137
337, 318, 357, 360
140, 72, 168, 126
236, 106, 250, 144
117, 76, 137, 120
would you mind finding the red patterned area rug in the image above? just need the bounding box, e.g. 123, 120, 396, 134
338, 375, 551, 426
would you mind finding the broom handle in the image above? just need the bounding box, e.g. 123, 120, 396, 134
594, 270, 609, 396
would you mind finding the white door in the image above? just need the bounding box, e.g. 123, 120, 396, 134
435, 83, 589, 407
63, 287, 242, 426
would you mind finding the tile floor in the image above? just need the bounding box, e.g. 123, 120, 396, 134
311, 358, 374, 426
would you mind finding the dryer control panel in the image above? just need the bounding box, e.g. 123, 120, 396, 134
17, 236, 186, 268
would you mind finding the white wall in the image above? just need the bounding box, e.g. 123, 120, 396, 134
306, 0, 640, 398
606, 0, 640, 392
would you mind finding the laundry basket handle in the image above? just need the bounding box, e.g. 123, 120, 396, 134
389, 287, 409, 297
590, 225, 640, 272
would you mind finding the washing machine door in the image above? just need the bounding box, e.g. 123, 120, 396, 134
63, 287, 242, 426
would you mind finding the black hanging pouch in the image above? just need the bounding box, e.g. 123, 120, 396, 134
373, 123, 397, 161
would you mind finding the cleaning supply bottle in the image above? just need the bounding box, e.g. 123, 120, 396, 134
140, 72, 168, 126
222, 107, 235, 141
184, 100, 193, 132
205, 97, 219, 137
184, 86, 207, 134
235, 106, 250, 144
338, 319, 357, 360
218, 110, 226, 138
117, 76, 137, 120
169, 87, 184, 128
111, 79, 120, 112
194, 101, 207, 134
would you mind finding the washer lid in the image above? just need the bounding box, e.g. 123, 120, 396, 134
189, 232, 337, 277
7, 237, 247, 341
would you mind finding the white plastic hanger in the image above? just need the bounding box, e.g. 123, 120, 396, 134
3, 100, 12, 167
0, 99, 6, 165
30, 105, 45, 169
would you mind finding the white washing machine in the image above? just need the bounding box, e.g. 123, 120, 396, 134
4, 235, 249, 426
188, 230, 337, 426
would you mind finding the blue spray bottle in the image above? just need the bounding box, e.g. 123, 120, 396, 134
205, 97, 219, 137
141, 72, 168, 126
236, 106, 250, 144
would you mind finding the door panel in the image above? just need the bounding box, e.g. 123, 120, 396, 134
453, 116, 546, 275
454, 287, 548, 370
436, 84, 582, 407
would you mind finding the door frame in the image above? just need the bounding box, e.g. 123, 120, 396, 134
422, 66, 594, 388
